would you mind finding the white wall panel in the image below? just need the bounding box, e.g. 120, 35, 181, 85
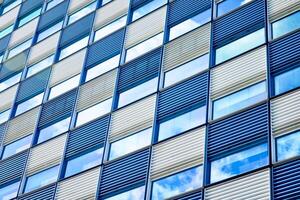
0, 5, 20, 30
0, 85, 18, 112
268, 0, 300, 21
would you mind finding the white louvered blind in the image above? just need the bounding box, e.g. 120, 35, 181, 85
268, 0, 300, 21
0, 5, 20, 30
0, 85, 18, 111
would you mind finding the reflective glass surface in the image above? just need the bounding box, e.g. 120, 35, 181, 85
215, 28, 265, 65
2, 135, 32, 159
0, 109, 10, 125
0, 25, 13, 39
109, 128, 152, 160
68, 1, 97, 25
8, 39, 32, 59
213, 81, 267, 119
48, 75, 80, 100
59, 36, 89, 60
26, 55, 54, 78
46, 0, 64, 11
0, 72, 22, 92
152, 166, 203, 200
0, 181, 20, 200
132, 0, 167, 21
272, 11, 300, 39
277, 131, 300, 161
2, 0, 22, 14
164, 54, 209, 87
24, 166, 59, 193
275, 66, 300, 95
37, 21, 63, 42
217, 0, 253, 17
158, 106, 206, 141
15, 93, 44, 116
169, 9, 211, 40
105, 186, 145, 200
76, 98, 112, 127
38, 117, 71, 144
18, 8, 42, 27
64, 148, 103, 177
118, 77, 158, 108
210, 143, 268, 183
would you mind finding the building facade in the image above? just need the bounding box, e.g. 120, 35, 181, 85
0, 0, 299, 199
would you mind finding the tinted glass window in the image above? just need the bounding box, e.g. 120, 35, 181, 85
272, 11, 300, 39
48, 75, 80, 100
0, 109, 11, 124
18, 8, 42, 27
15, 92, 44, 116
132, 0, 167, 21
68, 1, 97, 25
26, 55, 54, 78
2, 0, 22, 14
7, 38, 32, 59
37, 21, 63, 42
0, 72, 22, 92
158, 106, 206, 141
59, 36, 89, 60
276, 131, 300, 161
0, 181, 20, 200
2, 135, 32, 159
0, 25, 14, 39
275, 66, 300, 95
217, 0, 253, 17
105, 186, 145, 200
210, 143, 268, 183
46, 0, 64, 11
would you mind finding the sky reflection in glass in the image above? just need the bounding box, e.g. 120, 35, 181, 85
0, 181, 20, 200
15, 93, 44, 116
105, 186, 145, 200
275, 66, 300, 95
272, 11, 300, 39
2, 135, 32, 159
132, 0, 167, 22
217, 0, 253, 17
277, 131, 300, 161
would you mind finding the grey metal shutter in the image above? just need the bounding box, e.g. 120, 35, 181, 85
0, 84, 18, 112
18, 183, 56, 200
0, 5, 20, 31
268, 0, 300, 21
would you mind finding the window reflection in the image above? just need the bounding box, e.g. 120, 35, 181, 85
277, 131, 300, 161
48, 75, 80, 100
46, 0, 64, 11
15, 92, 44, 116
37, 21, 63, 42
2, 0, 22, 14
0, 25, 14, 39
217, 0, 253, 17
18, 8, 42, 27
0, 181, 20, 200
8, 39, 32, 59
59, 36, 89, 60
105, 186, 145, 200
68, 1, 97, 25
210, 143, 268, 183
272, 11, 300, 39
132, 0, 167, 22
2, 135, 32, 159
158, 106, 206, 141
275, 66, 300, 95
0, 109, 11, 124
152, 166, 203, 200
0, 72, 22, 92
26, 55, 54, 78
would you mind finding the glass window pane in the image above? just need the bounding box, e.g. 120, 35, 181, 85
68, 1, 97, 25
210, 143, 268, 183
94, 15, 127, 42
215, 28, 265, 65
24, 166, 59, 193
64, 148, 103, 178
126, 32, 163, 63
59, 36, 89, 60
37, 21, 63, 42
2, 0, 22, 14
15, 92, 44, 116
48, 75, 80, 100
118, 77, 158, 108
85, 55, 120, 82
46, 0, 64, 11
275, 66, 300, 95
217, 0, 253, 17
26, 55, 54, 78
2, 135, 32, 159
152, 166, 203, 200
105, 186, 145, 200
169, 9, 211, 40
76, 98, 112, 127
164, 54, 209, 87
8, 39, 32, 59
158, 106, 206, 141
0, 109, 11, 124
0, 25, 14, 39
109, 128, 152, 160
213, 81, 267, 119
102, 0, 112, 6
276, 131, 300, 161
132, 0, 167, 21
0, 181, 20, 200
18, 8, 42, 27
38, 117, 71, 144
0, 72, 22, 92
272, 11, 300, 39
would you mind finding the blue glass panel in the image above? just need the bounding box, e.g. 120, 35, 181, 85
46, 0, 64, 11
210, 143, 268, 183
7, 39, 32, 59
217, 0, 253, 17
15, 92, 44, 116
158, 106, 206, 141
49, 75, 80, 100
2, 135, 32, 159
152, 166, 203, 200
59, 36, 89, 60
272, 11, 300, 39
64, 148, 103, 178
0, 25, 14, 40
0, 72, 22, 92
213, 81, 267, 119
132, 0, 167, 21
277, 131, 300, 161
2, 0, 22, 14
105, 186, 145, 200
67, 1, 97, 25
0, 181, 20, 200
275, 66, 300, 95
26, 55, 54, 78
18, 8, 42, 27
37, 20, 63, 42
0, 109, 10, 124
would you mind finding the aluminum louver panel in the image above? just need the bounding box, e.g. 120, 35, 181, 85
210, 45, 267, 100
76, 69, 117, 111
177, 190, 203, 200
109, 94, 156, 142
68, 0, 95, 14
26, 134, 67, 175
0, 5, 20, 30
271, 89, 300, 136
163, 23, 211, 72
151, 127, 205, 180
0, 84, 18, 111
205, 169, 271, 200
268, 0, 300, 21
0, 123, 6, 145
18, 184, 56, 200
125, 6, 167, 48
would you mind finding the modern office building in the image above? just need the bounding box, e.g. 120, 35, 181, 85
0, 0, 299, 199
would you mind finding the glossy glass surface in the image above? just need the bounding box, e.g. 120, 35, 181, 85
15, 93, 44, 116
109, 128, 152, 160
68, 1, 97, 25
48, 75, 80, 100
18, 8, 42, 27
64, 148, 103, 177
26, 55, 54, 78
37, 21, 63, 42
0, 72, 22, 92
215, 28, 265, 65
132, 0, 167, 21
169, 9, 211, 40
164, 54, 209, 87
126, 32, 163, 62
76, 98, 112, 127
217, 0, 253, 17
158, 106, 206, 141
38, 117, 71, 144
2, 135, 32, 159
275, 66, 300, 95
277, 131, 300, 161
86, 54, 120, 82
59, 36, 89, 60
0, 181, 20, 200
102, 0, 112, 5
2, 0, 22, 14
46, 0, 64, 11
118, 77, 158, 108
7, 39, 32, 59
0, 25, 13, 39
0, 109, 10, 125
94, 15, 127, 42
213, 81, 267, 119
24, 166, 59, 193
152, 166, 203, 200
105, 186, 145, 200
272, 11, 300, 39
210, 143, 268, 183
